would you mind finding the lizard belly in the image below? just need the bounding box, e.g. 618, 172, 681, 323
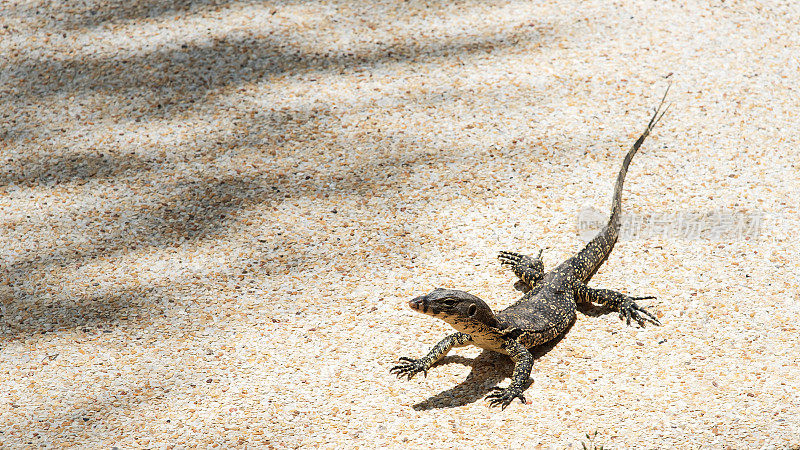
469, 330, 509, 355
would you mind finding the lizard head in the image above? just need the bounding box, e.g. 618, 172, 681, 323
409, 288, 500, 333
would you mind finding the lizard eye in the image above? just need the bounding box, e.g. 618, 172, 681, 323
467, 304, 477, 317
442, 299, 458, 306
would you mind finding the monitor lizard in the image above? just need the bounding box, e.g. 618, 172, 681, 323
391, 87, 669, 409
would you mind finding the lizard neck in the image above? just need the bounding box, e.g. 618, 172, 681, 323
442, 316, 507, 353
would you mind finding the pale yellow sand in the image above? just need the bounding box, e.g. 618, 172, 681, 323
1, 0, 798, 447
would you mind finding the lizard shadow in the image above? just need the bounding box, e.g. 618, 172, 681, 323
412, 320, 573, 410
576, 301, 634, 320
576, 302, 615, 318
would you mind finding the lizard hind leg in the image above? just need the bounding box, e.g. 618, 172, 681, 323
576, 284, 661, 327
498, 250, 545, 292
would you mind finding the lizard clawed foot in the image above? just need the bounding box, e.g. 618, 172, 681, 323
619, 296, 661, 327
485, 386, 526, 409
498, 250, 525, 265
498, 250, 544, 288
390, 357, 430, 380
498, 249, 543, 266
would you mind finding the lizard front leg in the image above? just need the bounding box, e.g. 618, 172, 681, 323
575, 283, 661, 327
485, 338, 532, 409
498, 250, 544, 292
391, 332, 472, 380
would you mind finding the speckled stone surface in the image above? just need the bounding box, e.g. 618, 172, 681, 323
1, 0, 799, 447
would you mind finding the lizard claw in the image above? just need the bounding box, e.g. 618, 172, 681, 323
390, 357, 429, 380
498, 250, 545, 288
619, 296, 661, 327
498, 250, 526, 265
485, 386, 526, 409
498, 250, 542, 266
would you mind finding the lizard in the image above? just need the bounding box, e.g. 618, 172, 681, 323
391, 87, 669, 409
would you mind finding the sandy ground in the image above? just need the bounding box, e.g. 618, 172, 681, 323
1, 0, 799, 447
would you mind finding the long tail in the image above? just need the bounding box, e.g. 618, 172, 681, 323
573, 86, 670, 282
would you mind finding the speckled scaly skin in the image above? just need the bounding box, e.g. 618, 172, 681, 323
392, 88, 669, 409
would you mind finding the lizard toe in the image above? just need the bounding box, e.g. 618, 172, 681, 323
485, 386, 525, 409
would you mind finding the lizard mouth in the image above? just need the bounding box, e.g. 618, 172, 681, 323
409, 296, 428, 313
409, 296, 443, 316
